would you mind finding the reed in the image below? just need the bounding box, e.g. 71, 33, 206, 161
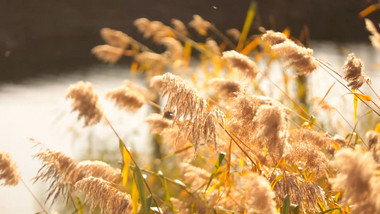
4, 7, 380, 214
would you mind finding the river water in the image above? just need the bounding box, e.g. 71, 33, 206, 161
0, 42, 379, 213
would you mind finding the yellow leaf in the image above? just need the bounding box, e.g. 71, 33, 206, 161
353, 90, 358, 124
236, 2, 256, 51
359, 4, 380, 17
282, 28, 291, 38
352, 92, 372, 101
241, 37, 260, 55
183, 41, 192, 67
131, 179, 139, 214
240, 158, 244, 172
375, 123, 380, 133
122, 147, 131, 186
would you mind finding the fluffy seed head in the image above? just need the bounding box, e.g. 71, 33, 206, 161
34, 149, 121, 203
311, 97, 335, 111
91, 45, 124, 64
243, 173, 277, 214
75, 177, 131, 214
145, 113, 171, 134
134, 18, 172, 41
150, 75, 164, 92
206, 39, 221, 56
100, 28, 131, 49
286, 142, 328, 179
159, 73, 222, 150
365, 19, 380, 51
208, 78, 241, 98
270, 171, 326, 212
66, 81, 103, 126
262, 30, 288, 46
330, 149, 376, 205
222, 50, 259, 79
134, 52, 168, 74
106, 85, 146, 112
0, 152, 20, 186
253, 105, 288, 160
343, 53, 370, 90
271, 40, 318, 74
226, 28, 241, 41
171, 18, 188, 37
367, 130, 380, 149
189, 15, 211, 35
159, 37, 184, 61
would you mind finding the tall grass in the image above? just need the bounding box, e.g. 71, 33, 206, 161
2, 6, 380, 214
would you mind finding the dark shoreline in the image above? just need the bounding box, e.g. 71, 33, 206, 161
1, 0, 379, 83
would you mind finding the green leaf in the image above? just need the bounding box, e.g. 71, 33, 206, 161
281, 195, 290, 214
134, 167, 149, 214
158, 171, 171, 204
290, 204, 300, 214
205, 152, 225, 190
146, 195, 153, 212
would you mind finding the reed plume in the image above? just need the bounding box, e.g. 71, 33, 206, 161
261, 30, 288, 46
226, 28, 241, 41
206, 39, 221, 56
159, 37, 184, 61
286, 142, 328, 179
76, 161, 121, 184
188, 15, 211, 35
155, 73, 223, 150
134, 18, 172, 41
34, 149, 121, 203
170, 197, 191, 214
366, 130, 380, 163
106, 83, 146, 112
66, 81, 104, 126
227, 92, 289, 163
149, 75, 164, 92
0, 152, 20, 186
311, 96, 336, 111
91, 45, 124, 64
270, 170, 326, 212
242, 173, 277, 214
181, 162, 210, 189
271, 40, 318, 74
208, 78, 241, 98
253, 105, 289, 160
171, 18, 188, 37
291, 128, 332, 149
134, 52, 168, 74
74, 176, 131, 214
145, 113, 171, 134
343, 53, 370, 90
100, 28, 131, 49
365, 19, 380, 51
34, 149, 79, 202
222, 50, 259, 79
330, 148, 378, 213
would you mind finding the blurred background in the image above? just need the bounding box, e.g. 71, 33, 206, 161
1, 0, 380, 213
1, 0, 380, 82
